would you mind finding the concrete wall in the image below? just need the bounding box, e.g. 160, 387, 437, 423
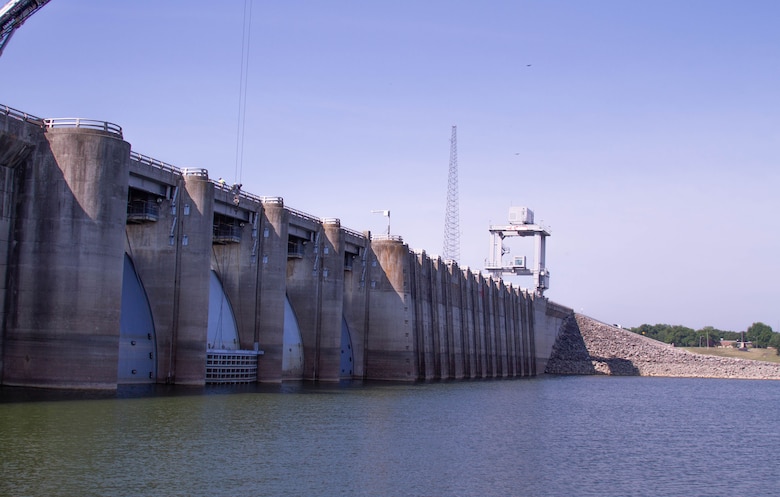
398, 248, 560, 381
284, 212, 345, 381
317, 220, 346, 380
125, 169, 215, 386
365, 239, 417, 380
126, 161, 268, 386
0, 107, 572, 390
167, 172, 213, 384
341, 230, 370, 379
534, 299, 572, 374
0, 113, 37, 383
3, 124, 130, 388
124, 164, 182, 384
255, 201, 288, 382
209, 194, 263, 355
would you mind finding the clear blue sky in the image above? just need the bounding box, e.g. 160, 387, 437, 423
2, 1, 778, 332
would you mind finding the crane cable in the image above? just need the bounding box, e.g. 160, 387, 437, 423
234, 0, 253, 186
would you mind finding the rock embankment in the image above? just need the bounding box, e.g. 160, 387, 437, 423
545, 314, 780, 380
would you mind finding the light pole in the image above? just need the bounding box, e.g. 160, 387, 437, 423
371, 210, 390, 236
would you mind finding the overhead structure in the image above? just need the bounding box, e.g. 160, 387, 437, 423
485, 206, 550, 296
0, 0, 51, 57
442, 125, 460, 263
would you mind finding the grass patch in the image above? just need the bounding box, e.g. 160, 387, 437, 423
683, 347, 780, 364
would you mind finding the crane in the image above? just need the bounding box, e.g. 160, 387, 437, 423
0, 0, 51, 57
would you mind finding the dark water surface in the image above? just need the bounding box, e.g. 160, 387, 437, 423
1, 376, 778, 497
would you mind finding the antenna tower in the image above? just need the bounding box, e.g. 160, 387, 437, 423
443, 125, 460, 263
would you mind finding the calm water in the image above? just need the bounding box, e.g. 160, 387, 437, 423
1, 376, 779, 497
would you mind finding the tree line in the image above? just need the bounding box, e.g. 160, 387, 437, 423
629, 322, 780, 351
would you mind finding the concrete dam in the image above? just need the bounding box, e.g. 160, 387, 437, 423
0, 104, 572, 390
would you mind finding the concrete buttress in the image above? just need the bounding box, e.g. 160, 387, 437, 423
365, 239, 416, 380
171, 171, 213, 385
3, 127, 129, 389
255, 201, 287, 382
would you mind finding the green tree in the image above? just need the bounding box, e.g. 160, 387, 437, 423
630, 324, 696, 346
630, 323, 780, 350
746, 322, 775, 348
668, 325, 697, 346
768, 333, 780, 354
696, 326, 732, 347
719, 330, 742, 341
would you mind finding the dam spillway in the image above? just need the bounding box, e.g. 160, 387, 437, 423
0, 104, 572, 390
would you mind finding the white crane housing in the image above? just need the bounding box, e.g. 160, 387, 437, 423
485, 206, 550, 296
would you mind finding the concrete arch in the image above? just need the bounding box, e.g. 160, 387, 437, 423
208, 270, 239, 350
118, 254, 157, 384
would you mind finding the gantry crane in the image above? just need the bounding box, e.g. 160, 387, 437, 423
0, 0, 51, 57
485, 206, 550, 296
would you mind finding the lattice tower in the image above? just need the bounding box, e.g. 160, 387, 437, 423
443, 125, 460, 263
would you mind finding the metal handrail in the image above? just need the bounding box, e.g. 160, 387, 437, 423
206, 189, 364, 240
212, 181, 284, 208
287, 206, 321, 225
1, 104, 43, 125
43, 117, 123, 138
257, 196, 284, 205
127, 199, 160, 218
284, 206, 366, 240
372, 234, 404, 242
342, 226, 366, 239
182, 167, 208, 177
129, 151, 181, 175
233, 194, 365, 239
213, 223, 242, 240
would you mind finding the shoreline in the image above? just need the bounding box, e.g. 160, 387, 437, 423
545, 314, 780, 380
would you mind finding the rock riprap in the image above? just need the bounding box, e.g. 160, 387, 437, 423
545, 314, 780, 380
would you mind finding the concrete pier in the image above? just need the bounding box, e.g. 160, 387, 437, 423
0, 104, 573, 390
365, 238, 417, 380
3, 123, 129, 388
254, 200, 288, 382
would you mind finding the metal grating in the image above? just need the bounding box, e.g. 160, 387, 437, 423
206, 351, 259, 384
